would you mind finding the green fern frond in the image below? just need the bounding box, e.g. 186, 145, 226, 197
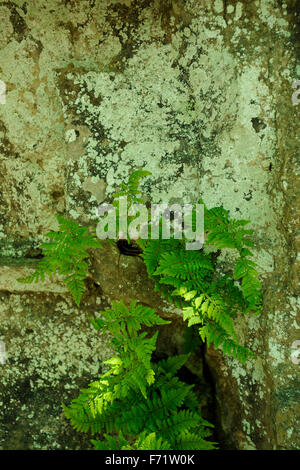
154, 250, 214, 280
113, 169, 152, 206
199, 321, 253, 363
135, 432, 171, 450
17, 214, 102, 306
176, 431, 218, 450
137, 195, 262, 362
155, 354, 190, 377
63, 300, 215, 449
234, 256, 262, 314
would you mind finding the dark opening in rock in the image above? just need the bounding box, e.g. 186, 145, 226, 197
116, 239, 143, 257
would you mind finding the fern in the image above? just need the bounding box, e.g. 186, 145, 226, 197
234, 253, 262, 313
17, 170, 262, 361
14, 169, 263, 449
199, 321, 251, 363
138, 197, 262, 362
140, 237, 260, 362
92, 430, 171, 450
18, 170, 262, 361
17, 214, 102, 306
134, 432, 171, 450
89, 300, 170, 399
112, 169, 151, 242
64, 301, 217, 450
15, 170, 262, 448
112, 169, 152, 204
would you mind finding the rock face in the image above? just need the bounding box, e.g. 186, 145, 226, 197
0, 0, 299, 449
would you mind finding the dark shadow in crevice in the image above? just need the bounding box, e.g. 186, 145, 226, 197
151, 347, 223, 449
24, 248, 44, 259
116, 239, 143, 257
199, 343, 229, 450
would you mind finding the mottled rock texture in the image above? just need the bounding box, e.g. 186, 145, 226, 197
0, 0, 299, 450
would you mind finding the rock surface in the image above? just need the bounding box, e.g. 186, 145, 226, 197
0, 0, 299, 449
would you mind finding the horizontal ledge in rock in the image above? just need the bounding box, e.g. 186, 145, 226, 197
0, 265, 68, 293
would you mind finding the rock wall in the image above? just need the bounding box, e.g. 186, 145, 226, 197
0, 0, 299, 449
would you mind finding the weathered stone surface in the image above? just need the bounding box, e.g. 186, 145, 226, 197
0, 289, 113, 449
0, 0, 299, 450
90, 241, 182, 319
0, 264, 68, 293
0, 239, 208, 449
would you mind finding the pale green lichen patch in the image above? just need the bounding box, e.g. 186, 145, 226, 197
0, 292, 113, 449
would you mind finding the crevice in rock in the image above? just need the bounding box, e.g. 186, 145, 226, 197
116, 239, 143, 257
151, 343, 222, 448
151, 319, 224, 448
199, 343, 229, 450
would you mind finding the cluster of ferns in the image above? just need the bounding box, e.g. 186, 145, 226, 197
17, 170, 262, 450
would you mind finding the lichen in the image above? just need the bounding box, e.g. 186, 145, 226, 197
0, 291, 113, 449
